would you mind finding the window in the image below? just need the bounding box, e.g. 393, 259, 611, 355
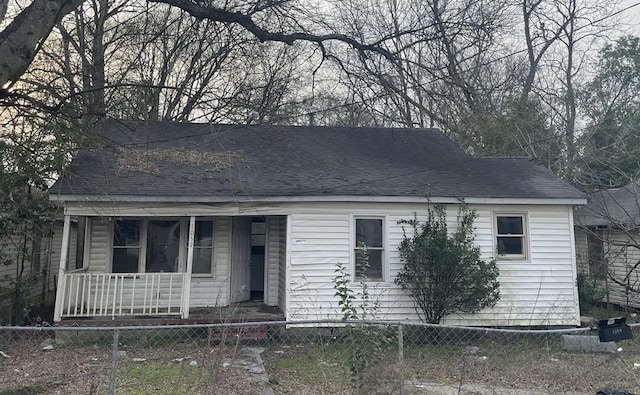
495, 214, 528, 259
193, 220, 214, 274
113, 220, 141, 273
111, 218, 214, 274
587, 231, 606, 279
354, 217, 384, 281
146, 220, 181, 273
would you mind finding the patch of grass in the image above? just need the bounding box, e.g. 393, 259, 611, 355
0, 385, 48, 395
274, 357, 313, 370
585, 305, 640, 323
117, 360, 208, 395
264, 345, 351, 393
0, 376, 68, 395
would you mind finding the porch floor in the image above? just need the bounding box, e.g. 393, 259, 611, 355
58, 301, 285, 326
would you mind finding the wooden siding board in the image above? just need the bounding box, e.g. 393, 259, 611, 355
265, 217, 280, 306
83, 217, 232, 309
279, 216, 287, 314
287, 204, 579, 326
71, 202, 578, 325
87, 218, 110, 273
190, 217, 231, 307
601, 229, 640, 308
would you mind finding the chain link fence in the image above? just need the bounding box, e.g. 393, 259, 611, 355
0, 320, 639, 394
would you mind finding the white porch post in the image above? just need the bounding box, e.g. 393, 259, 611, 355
182, 216, 195, 319
53, 215, 72, 322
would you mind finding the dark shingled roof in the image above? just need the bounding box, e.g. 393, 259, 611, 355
49, 119, 585, 201
575, 180, 640, 227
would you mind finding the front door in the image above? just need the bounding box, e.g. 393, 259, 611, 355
230, 217, 252, 303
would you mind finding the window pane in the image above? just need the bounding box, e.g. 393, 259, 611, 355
192, 248, 212, 274
497, 236, 523, 255
252, 221, 266, 235
113, 248, 139, 273
195, 221, 213, 247
146, 220, 180, 272
497, 216, 523, 235
113, 220, 140, 246
251, 234, 265, 246
356, 219, 383, 247
356, 249, 383, 280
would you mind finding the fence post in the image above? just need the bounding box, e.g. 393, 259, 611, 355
109, 328, 120, 395
398, 323, 404, 395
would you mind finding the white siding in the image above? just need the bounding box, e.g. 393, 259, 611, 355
287, 203, 580, 326
87, 217, 110, 273
82, 217, 233, 308
0, 220, 72, 322
265, 217, 283, 306
278, 216, 287, 314
189, 217, 231, 307
601, 229, 640, 308
69, 200, 579, 325
0, 231, 27, 284
574, 227, 589, 274
573, 227, 640, 309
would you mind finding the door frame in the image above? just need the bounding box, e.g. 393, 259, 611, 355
230, 217, 252, 303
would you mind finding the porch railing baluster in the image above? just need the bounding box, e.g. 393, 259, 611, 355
99, 274, 106, 316
111, 275, 118, 319
155, 273, 160, 315
65, 274, 72, 317
73, 276, 80, 316
86, 274, 93, 315
168, 274, 173, 314
118, 274, 124, 317
60, 272, 184, 319
104, 275, 111, 317
131, 275, 136, 315
80, 274, 87, 316
144, 275, 150, 315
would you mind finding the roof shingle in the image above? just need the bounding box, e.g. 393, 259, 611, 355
49, 119, 585, 201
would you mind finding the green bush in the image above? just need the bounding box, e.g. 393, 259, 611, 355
576, 272, 605, 314
332, 261, 395, 388
395, 203, 500, 324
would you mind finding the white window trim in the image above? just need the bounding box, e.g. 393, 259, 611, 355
350, 214, 389, 283
191, 218, 216, 278
493, 212, 530, 261
110, 218, 215, 276
109, 218, 145, 274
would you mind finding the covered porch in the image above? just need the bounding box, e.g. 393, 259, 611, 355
54, 213, 288, 322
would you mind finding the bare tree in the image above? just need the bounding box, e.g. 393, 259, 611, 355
0, 0, 392, 105
522, 0, 617, 179
0, 0, 84, 92
329, 0, 519, 149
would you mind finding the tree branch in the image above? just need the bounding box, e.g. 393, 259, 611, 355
148, 0, 394, 60
0, 0, 84, 92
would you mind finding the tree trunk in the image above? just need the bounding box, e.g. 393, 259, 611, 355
0, 0, 84, 91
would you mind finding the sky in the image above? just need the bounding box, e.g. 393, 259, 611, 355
618, 1, 640, 34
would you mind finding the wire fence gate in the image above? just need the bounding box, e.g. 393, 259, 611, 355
0, 320, 639, 394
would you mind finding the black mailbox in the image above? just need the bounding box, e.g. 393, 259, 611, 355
598, 317, 633, 342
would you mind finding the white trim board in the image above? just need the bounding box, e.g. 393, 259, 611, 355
51, 194, 586, 206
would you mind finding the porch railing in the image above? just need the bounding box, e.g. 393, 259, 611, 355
60, 272, 185, 319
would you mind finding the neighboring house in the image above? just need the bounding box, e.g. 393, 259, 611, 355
0, 218, 72, 324
575, 180, 640, 309
49, 119, 586, 326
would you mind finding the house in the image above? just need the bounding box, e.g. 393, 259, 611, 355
574, 180, 640, 310
0, 191, 71, 324
49, 119, 586, 326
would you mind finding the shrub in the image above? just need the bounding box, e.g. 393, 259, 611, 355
395, 203, 500, 324
333, 260, 395, 388
576, 272, 605, 314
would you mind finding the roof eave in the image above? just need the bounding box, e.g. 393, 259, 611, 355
50, 194, 587, 206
